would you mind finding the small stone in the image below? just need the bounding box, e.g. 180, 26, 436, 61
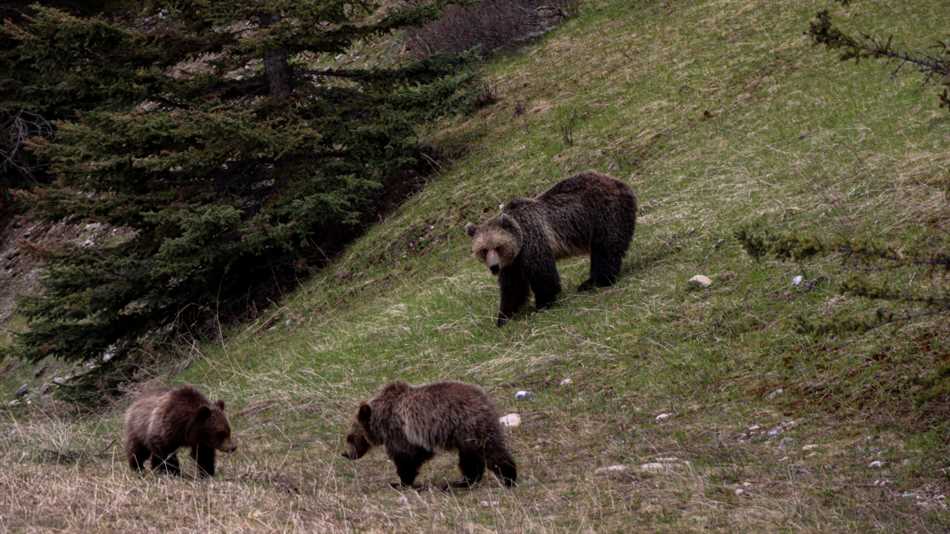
559, 378, 572, 386
595, 464, 629, 475
748, 425, 761, 432
639, 462, 667, 473
655, 412, 673, 422
766, 388, 784, 400
802, 444, 819, 451
869, 460, 885, 469
734, 488, 745, 496
479, 500, 498, 508
792, 275, 804, 286
8, 399, 20, 406
514, 390, 532, 400
767, 425, 784, 437
398, 495, 409, 506
688, 275, 712, 289
499, 413, 521, 428
14, 384, 28, 398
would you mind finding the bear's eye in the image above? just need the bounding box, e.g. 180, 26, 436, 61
478, 249, 488, 259
347, 435, 354, 444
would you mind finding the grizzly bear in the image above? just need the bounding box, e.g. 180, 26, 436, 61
465, 171, 637, 326
124, 385, 237, 477
342, 381, 517, 489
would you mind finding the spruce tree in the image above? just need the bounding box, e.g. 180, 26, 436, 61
0, 1, 476, 387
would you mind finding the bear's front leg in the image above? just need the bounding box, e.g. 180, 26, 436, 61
192, 446, 216, 477
529, 254, 561, 309
152, 450, 181, 476
497, 269, 529, 327
389, 445, 434, 489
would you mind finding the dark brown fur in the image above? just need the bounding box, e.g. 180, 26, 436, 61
124, 385, 237, 477
342, 381, 517, 489
465, 171, 637, 326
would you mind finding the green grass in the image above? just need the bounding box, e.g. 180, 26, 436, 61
2, 0, 948, 531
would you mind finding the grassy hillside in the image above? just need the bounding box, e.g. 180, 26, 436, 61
2, 0, 948, 531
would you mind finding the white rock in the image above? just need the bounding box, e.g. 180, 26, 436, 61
792, 275, 804, 286
748, 425, 761, 432
688, 275, 712, 288
515, 390, 532, 400
766, 388, 784, 400
802, 444, 819, 451
595, 464, 629, 475
639, 462, 667, 473
735, 488, 745, 496
869, 460, 885, 468
655, 412, 673, 422
499, 413, 521, 428
559, 378, 572, 386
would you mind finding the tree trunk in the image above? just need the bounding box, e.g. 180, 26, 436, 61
261, 14, 291, 99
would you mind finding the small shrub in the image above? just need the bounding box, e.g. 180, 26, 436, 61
406, 0, 578, 59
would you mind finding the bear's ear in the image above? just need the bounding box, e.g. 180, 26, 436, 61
465, 223, 477, 238
215, 400, 225, 411
357, 403, 372, 425
196, 405, 212, 421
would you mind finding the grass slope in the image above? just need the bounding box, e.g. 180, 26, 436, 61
2, 0, 948, 531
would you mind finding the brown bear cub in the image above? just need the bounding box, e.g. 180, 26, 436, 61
342, 381, 517, 489
465, 171, 637, 326
124, 385, 237, 477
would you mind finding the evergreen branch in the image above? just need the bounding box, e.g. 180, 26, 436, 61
808, 10, 950, 111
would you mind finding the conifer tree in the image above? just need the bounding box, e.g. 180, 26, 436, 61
0, 1, 476, 384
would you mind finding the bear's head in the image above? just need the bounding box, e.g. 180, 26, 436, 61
465, 213, 523, 275
190, 400, 237, 453
342, 403, 381, 460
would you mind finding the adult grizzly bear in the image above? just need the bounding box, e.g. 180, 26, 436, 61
124, 385, 237, 477
465, 171, 637, 326
342, 381, 517, 489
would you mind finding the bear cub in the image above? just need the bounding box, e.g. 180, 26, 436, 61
124, 385, 237, 477
342, 381, 517, 489
465, 171, 637, 326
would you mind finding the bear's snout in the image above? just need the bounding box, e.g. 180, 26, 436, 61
490, 265, 500, 275
220, 439, 237, 453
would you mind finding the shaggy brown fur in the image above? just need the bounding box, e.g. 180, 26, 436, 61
465, 171, 637, 326
124, 385, 237, 477
342, 381, 517, 489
